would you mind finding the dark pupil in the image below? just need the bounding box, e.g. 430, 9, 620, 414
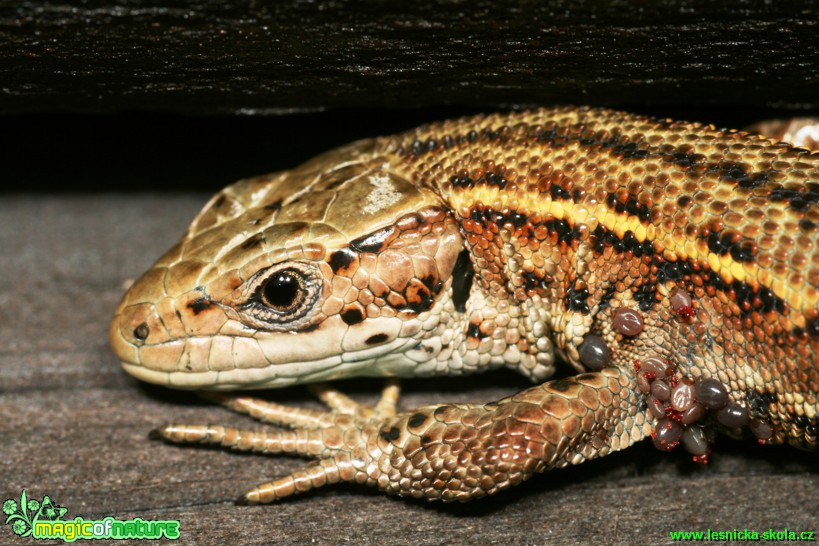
263, 272, 302, 310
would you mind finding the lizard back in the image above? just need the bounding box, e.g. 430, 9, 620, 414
111, 106, 819, 450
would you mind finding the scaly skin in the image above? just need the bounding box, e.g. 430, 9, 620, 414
110, 107, 819, 503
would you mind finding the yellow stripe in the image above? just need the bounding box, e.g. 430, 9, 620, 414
449, 185, 807, 313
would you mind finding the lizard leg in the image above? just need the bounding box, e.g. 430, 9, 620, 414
237, 366, 649, 503
154, 380, 402, 457
195, 379, 400, 427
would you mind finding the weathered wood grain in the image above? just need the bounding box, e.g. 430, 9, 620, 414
2, 0, 817, 114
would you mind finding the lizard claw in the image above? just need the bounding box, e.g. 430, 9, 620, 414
152, 379, 402, 503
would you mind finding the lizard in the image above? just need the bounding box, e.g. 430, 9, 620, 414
109, 106, 819, 504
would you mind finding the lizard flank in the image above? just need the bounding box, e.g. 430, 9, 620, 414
110, 107, 819, 503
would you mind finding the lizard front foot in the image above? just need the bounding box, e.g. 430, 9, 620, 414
153, 380, 400, 504
152, 368, 649, 503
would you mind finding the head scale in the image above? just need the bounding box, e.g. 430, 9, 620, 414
110, 140, 465, 389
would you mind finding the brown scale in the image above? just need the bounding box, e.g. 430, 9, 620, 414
112, 107, 819, 504
395, 109, 818, 447
324, 207, 460, 322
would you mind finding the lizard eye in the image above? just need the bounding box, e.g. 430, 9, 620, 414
261, 270, 304, 311
242, 263, 322, 327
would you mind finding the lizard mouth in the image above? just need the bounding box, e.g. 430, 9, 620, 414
118, 359, 309, 390
118, 335, 417, 390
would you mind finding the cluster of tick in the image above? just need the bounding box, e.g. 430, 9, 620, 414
578, 286, 775, 462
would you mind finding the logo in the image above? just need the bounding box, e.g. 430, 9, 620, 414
3, 490, 180, 542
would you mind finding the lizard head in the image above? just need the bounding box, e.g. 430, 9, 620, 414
110, 140, 466, 389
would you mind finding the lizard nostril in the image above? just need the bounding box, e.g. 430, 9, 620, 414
133, 322, 150, 342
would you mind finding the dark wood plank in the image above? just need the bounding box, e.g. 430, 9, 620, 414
1, 195, 816, 545
2, 0, 817, 115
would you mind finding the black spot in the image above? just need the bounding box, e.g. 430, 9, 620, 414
469, 205, 530, 232
188, 297, 213, 315
598, 285, 617, 311
451, 250, 474, 313
704, 229, 760, 263
610, 140, 651, 160
522, 270, 549, 291
730, 240, 758, 263
408, 412, 428, 428
548, 378, 574, 392
213, 194, 228, 209
535, 126, 564, 145
665, 150, 704, 168
591, 225, 613, 253
705, 273, 786, 316
443, 135, 454, 149
799, 219, 817, 231
482, 127, 502, 141
328, 248, 357, 272
485, 169, 507, 189
420, 274, 437, 291
590, 225, 652, 257
420, 435, 434, 446
133, 323, 149, 341
264, 200, 282, 211
737, 169, 775, 189
340, 308, 364, 325
466, 323, 484, 339
605, 192, 652, 223
565, 284, 590, 314
433, 405, 452, 419
706, 230, 734, 256
632, 282, 658, 312
770, 183, 819, 211
380, 426, 401, 442
350, 226, 396, 254
545, 218, 580, 245
654, 258, 694, 283
709, 160, 750, 185
366, 333, 388, 345
677, 195, 692, 208
240, 233, 264, 250
621, 230, 654, 257
451, 172, 474, 189
792, 414, 817, 438
807, 316, 819, 340
483, 209, 530, 229
401, 289, 433, 314
549, 184, 572, 200
744, 388, 776, 415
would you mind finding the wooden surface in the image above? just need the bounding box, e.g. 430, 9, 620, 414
2, 0, 818, 114
1, 194, 817, 545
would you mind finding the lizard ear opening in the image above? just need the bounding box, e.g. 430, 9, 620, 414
451, 250, 474, 313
